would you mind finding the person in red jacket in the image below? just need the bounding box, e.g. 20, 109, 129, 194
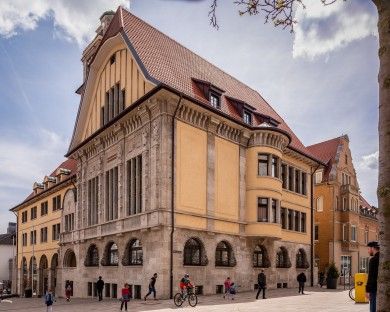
120, 283, 130, 311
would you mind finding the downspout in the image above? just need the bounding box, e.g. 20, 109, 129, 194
170, 94, 183, 299
310, 164, 320, 287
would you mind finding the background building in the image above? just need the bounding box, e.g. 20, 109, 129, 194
308, 135, 379, 282
0, 222, 16, 289
58, 7, 322, 299
11, 159, 76, 296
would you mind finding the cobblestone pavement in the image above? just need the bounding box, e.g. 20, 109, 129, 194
0, 287, 368, 312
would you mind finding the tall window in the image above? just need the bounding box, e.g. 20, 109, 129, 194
364, 229, 369, 244
315, 171, 323, 184
300, 212, 306, 232
257, 198, 268, 222
316, 196, 324, 212
342, 197, 347, 211
105, 167, 119, 221
30, 230, 36, 245
40, 227, 48, 243
294, 211, 300, 231
41, 201, 48, 216
215, 241, 233, 267
281, 164, 287, 188
101, 83, 125, 126
342, 224, 348, 241
301, 172, 307, 195
271, 156, 279, 178
288, 209, 293, 230
22, 233, 27, 246
88, 177, 99, 226
314, 225, 319, 241
52, 223, 60, 241
258, 154, 269, 176
210, 93, 220, 109
295, 169, 300, 193
281, 208, 287, 229
31, 206, 37, 220
127, 155, 142, 215
276, 247, 290, 268
65, 213, 75, 232
22, 211, 28, 223
271, 199, 277, 223
129, 239, 143, 265
53, 195, 61, 211
351, 225, 357, 242
183, 238, 203, 266
296, 249, 308, 269
243, 110, 252, 125
288, 167, 294, 191
340, 255, 351, 276
109, 243, 119, 266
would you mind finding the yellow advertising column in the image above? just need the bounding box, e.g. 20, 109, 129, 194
354, 273, 368, 303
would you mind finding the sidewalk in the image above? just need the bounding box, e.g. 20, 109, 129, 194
0, 287, 368, 311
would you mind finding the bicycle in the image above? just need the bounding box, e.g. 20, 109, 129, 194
174, 287, 198, 307
349, 287, 355, 301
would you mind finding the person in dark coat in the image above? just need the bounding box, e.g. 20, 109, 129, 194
256, 270, 266, 299
318, 272, 325, 288
297, 272, 307, 294
96, 276, 105, 301
366, 241, 380, 312
144, 273, 158, 300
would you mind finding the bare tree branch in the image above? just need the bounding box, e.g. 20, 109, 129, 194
209, 0, 219, 29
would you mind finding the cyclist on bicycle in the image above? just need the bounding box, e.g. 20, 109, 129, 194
179, 274, 194, 296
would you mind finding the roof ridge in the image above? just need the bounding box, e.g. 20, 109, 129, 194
307, 135, 343, 149
121, 7, 278, 115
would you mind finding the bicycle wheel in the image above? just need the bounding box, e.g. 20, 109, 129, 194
188, 293, 198, 307
349, 287, 355, 301
174, 293, 184, 307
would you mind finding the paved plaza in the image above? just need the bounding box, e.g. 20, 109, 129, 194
0, 287, 368, 312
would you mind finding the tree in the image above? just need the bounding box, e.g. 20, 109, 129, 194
209, 0, 389, 311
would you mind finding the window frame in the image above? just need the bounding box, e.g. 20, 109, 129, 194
257, 197, 269, 222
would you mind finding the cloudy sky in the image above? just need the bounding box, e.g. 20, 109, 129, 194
0, 0, 378, 232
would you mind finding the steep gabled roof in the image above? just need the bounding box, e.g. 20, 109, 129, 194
306, 136, 343, 164
68, 6, 322, 162
360, 195, 373, 210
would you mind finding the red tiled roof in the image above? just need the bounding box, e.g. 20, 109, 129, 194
359, 195, 373, 210
306, 137, 343, 164
116, 7, 319, 161
15, 159, 77, 208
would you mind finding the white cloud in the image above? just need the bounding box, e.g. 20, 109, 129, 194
293, 0, 377, 59
0, 0, 130, 45
358, 150, 379, 170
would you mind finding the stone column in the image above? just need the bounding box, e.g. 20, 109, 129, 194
267, 198, 271, 223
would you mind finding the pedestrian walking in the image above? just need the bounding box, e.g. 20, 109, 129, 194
229, 282, 237, 300
96, 276, 104, 301
256, 269, 266, 299
65, 284, 72, 302
366, 241, 380, 312
44, 289, 55, 312
223, 277, 231, 299
120, 283, 130, 311
297, 272, 307, 294
144, 273, 158, 300
318, 272, 325, 288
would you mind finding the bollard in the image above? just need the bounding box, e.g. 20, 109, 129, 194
354, 273, 368, 303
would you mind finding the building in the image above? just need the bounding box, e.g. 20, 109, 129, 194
10, 159, 76, 296
58, 7, 323, 299
308, 135, 379, 280
0, 223, 16, 285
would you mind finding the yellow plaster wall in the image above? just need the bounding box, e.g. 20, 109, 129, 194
82, 44, 155, 141
214, 137, 239, 219
176, 121, 207, 215
17, 185, 73, 268
175, 214, 207, 230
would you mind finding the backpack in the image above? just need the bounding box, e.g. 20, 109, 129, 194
46, 293, 53, 305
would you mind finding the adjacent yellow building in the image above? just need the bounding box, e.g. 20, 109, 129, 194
11, 159, 76, 296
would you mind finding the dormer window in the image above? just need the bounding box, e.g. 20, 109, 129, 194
210, 92, 220, 109
243, 110, 252, 125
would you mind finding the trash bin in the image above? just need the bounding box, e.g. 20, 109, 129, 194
25, 288, 32, 298
354, 273, 368, 303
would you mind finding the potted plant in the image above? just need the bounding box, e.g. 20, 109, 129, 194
326, 262, 340, 289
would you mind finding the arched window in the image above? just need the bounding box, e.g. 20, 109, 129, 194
29, 256, 37, 274
39, 255, 48, 269
85, 244, 99, 267
215, 241, 236, 267
316, 197, 323, 212
129, 239, 143, 265
253, 245, 270, 268
63, 249, 77, 268
296, 248, 309, 269
183, 237, 208, 266
276, 247, 291, 268
109, 243, 119, 266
